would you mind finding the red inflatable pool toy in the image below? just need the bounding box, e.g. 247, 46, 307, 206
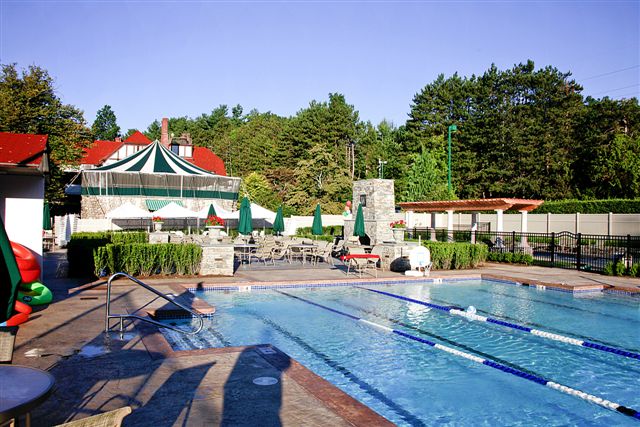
2, 300, 32, 326
10, 241, 41, 283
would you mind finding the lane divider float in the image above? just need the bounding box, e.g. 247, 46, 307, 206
276, 290, 640, 421
359, 287, 640, 361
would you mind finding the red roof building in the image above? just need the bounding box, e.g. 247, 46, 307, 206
80, 126, 227, 176
0, 132, 49, 174
188, 147, 227, 176
124, 130, 152, 145
81, 140, 123, 166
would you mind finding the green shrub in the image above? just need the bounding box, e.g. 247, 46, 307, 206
93, 243, 202, 277
534, 199, 640, 214
629, 263, 639, 277
486, 251, 533, 265
296, 225, 343, 236
68, 231, 147, 277
423, 242, 487, 270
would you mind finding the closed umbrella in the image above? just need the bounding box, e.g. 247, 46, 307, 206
43, 202, 52, 230
311, 204, 323, 237
206, 204, 217, 218
238, 197, 253, 236
353, 204, 366, 237
273, 206, 285, 235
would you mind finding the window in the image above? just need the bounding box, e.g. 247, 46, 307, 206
171, 145, 179, 155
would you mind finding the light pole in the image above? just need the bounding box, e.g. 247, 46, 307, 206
447, 124, 458, 193
378, 159, 387, 179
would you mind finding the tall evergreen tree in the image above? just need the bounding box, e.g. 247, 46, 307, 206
92, 105, 120, 140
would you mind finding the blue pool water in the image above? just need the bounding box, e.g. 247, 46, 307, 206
162, 280, 640, 426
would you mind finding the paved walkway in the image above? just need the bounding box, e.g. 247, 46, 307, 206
9, 250, 640, 426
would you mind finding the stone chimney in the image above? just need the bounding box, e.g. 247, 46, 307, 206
160, 118, 169, 147
115, 137, 122, 143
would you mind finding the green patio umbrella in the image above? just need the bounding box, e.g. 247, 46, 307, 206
206, 203, 217, 218
238, 197, 253, 235
353, 204, 366, 237
273, 206, 285, 235
0, 216, 22, 323
43, 202, 52, 230
311, 204, 323, 237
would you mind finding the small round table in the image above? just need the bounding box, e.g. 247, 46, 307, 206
0, 365, 55, 426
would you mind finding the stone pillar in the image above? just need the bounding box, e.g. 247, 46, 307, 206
519, 210, 529, 247
608, 212, 613, 236
447, 210, 454, 242
406, 210, 414, 228
496, 209, 504, 247
430, 212, 437, 241
575, 212, 580, 234
352, 179, 395, 244
470, 212, 479, 244
547, 212, 552, 234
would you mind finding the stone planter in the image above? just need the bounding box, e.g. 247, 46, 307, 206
392, 228, 405, 242
153, 222, 163, 232
206, 225, 224, 238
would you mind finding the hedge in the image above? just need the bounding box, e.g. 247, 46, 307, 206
423, 242, 488, 270
67, 231, 148, 277
94, 243, 202, 277
486, 252, 534, 265
532, 199, 640, 214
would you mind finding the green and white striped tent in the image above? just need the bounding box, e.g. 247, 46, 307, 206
82, 140, 240, 201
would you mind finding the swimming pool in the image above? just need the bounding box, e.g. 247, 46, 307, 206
162, 279, 640, 426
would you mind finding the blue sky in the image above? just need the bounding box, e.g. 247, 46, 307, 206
1, 1, 638, 132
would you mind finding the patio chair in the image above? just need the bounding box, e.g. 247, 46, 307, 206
55, 406, 132, 427
254, 242, 277, 265
270, 242, 290, 265
312, 241, 333, 265
346, 247, 377, 278
0, 326, 18, 364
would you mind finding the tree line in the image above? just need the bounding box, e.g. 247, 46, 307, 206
1, 61, 638, 215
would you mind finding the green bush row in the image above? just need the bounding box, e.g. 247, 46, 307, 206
67, 231, 148, 277
603, 262, 639, 277
533, 199, 640, 214
94, 243, 202, 277
487, 252, 534, 265
423, 242, 488, 270
296, 225, 343, 236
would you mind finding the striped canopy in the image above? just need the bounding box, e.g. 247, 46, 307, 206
82, 140, 241, 201
95, 140, 214, 176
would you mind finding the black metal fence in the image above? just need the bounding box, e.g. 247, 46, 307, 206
405, 227, 639, 274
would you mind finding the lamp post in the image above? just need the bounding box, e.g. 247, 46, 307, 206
447, 124, 458, 193
378, 159, 387, 179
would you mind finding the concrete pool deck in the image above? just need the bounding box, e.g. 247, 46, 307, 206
9, 249, 640, 426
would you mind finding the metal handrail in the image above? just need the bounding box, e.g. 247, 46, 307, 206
104, 272, 204, 335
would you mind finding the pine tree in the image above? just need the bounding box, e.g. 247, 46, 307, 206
92, 105, 120, 140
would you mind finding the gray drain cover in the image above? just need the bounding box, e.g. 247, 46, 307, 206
253, 377, 278, 386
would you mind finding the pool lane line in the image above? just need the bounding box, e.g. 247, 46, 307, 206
333, 299, 540, 377
422, 293, 640, 354
358, 287, 640, 361
244, 309, 426, 427
474, 287, 639, 323
276, 290, 640, 421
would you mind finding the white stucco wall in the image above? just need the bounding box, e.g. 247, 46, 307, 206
0, 174, 45, 275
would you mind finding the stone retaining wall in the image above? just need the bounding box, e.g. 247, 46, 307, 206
200, 244, 234, 276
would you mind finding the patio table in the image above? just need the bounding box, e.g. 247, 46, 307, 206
233, 243, 258, 264
288, 244, 317, 265
0, 365, 55, 426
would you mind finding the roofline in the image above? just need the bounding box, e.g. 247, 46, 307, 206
398, 198, 544, 212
